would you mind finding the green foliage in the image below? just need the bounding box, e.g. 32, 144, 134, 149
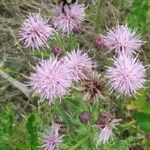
0, 104, 40, 150
127, 90, 150, 114
106, 136, 136, 150
0, 103, 14, 149
127, 90, 150, 132
127, 0, 149, 33
133, 112, 150, 132
26, 114, 39, 150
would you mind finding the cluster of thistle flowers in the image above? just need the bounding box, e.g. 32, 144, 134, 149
18, 1, 147, 149
18, 2, 94, 104
18, 2, 92, 150
19, 2, 86, 50
95, 23, 146, 145
104, 24, 146, 96
29, 49, 95, 104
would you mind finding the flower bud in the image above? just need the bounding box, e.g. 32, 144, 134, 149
79, 111, 90, 124
52, 47, 63, 58
94, 36, 106, 49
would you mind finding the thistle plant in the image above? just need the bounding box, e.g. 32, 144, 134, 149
0, 0, 149, 150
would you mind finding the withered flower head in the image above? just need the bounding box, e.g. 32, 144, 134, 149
80, 72, 105, 103
96, 112, 114, 129
96, 112, 121, 145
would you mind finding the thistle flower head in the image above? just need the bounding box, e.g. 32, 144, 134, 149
80, 72, 105, 102
98, 119, 121, 145
41, 123, 62, 150
106, 54, 146, 96
64, 49, 95, 81
96, 113, 121, 145
104, 24, 144, 55
19, 13, 54, 50
68, 3, 86, 24
52, 3, 85, 35
29, 58, 72, 103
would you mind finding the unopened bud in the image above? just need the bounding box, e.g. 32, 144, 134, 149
52, 47, 63, 58
94, 36, 106, 49
79, 111, 90, 124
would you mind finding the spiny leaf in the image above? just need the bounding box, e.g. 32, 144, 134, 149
26, 114, 38, 150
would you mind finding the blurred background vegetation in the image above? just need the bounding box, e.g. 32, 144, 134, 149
0, 0, 150, 150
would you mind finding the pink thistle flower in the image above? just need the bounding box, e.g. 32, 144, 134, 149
104, 24, 144, 55
64, 49, 95, 81
68, 3, 86, 24
98, 119, 121, 145
41, 123, 62, 150
29, 58, 72, 103
106, 54, 146, 96
52, 3, 85, 35
19, 13, 54, 50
